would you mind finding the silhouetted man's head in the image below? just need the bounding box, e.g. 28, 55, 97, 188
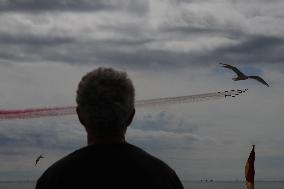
76, 67, 135, 138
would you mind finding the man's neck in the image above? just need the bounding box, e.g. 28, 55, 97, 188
87, 133, 126, 145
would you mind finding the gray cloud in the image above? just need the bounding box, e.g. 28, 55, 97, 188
94, 35, 284, 67
127, 129, 201, 150
215, 35, 284, 64
0, 118, 84, 154
162, 25, 244, 40
0, 32, 74, 45
127, 111, 213, 150
1, 0, 284, 69
1, 32, 283, 69
0, 0, 116, 12
0, 0, 149, 15
132, 111, 197, 133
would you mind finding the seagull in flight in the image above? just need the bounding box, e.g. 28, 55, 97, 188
220, 63, 269, 87
35, 154, 44, 166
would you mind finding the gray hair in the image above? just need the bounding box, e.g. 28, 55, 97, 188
76, 67, 135, 134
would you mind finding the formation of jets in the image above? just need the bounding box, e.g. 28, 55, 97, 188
218, 89, 248, 98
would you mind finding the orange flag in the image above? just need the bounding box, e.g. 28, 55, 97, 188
245, 145, 255, 189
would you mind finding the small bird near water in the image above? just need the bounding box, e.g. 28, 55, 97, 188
220, 63, 269, 87
35, 154, 44, 166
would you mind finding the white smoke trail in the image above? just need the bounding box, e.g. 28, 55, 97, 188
0, 89, 247, 120
136, 89, 245, 107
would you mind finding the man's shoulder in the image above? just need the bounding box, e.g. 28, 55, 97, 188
40, 143, 173, 176
125, 143, 184, 188
36, 143, 184, 189
131, 146, 170, 166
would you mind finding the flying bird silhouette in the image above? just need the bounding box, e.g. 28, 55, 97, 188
35, 154, 44, 166
220, 63, 269, 87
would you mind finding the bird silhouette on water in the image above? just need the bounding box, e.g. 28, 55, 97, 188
220, 63, 269, 87
35, 154, 44, 166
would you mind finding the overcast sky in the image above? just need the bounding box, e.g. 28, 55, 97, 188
0, 0, 284, 182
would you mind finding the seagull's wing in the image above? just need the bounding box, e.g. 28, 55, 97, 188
248, 76, 269, 87
35, 158, 39, 166
219, 63, 246, 77
35, 154, 44, 166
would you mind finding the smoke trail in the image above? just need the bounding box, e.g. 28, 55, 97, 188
0, 106, 75, 120
136, 89, 247, 107
0, 89, 247, 120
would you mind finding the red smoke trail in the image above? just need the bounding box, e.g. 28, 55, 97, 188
0, 106, 75, 120
0, 89, 247, 120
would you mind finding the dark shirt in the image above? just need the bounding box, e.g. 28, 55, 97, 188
36, 143, 184, 189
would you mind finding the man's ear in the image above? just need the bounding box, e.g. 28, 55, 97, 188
76, 107, 87, 126
126, 108, 135, 127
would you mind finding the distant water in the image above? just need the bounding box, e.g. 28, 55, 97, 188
0, 181, 35, 189
183, 181, 284, 189
0, 181, 283, 189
